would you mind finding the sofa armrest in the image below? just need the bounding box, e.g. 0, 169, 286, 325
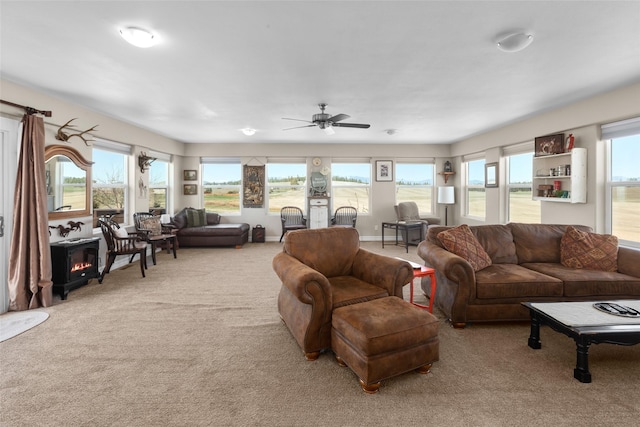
618, 246, 640, 278
272, 252, 333, 310
351, 249, 414, 298
418, 240, 476, 316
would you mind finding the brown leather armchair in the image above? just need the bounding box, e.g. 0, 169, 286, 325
272, 227, 414, 361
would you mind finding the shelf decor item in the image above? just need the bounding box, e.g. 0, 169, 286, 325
534, 133, 565, 157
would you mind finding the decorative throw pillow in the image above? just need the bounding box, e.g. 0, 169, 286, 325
437, 224, 492, 271
561, 226, 618, 271
186, 208, 207, 227
140, 216, 162, 236
111, 224, 129, 238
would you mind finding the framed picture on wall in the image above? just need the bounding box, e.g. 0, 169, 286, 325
534, 134, 565, 157
183, 184, 197, 195
183, 170, 197, 181
375, 160, 393, 182
485, 162, 498, 188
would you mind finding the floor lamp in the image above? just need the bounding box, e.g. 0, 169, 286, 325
437, 186, 455, 226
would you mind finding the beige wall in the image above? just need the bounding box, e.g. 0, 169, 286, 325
448, 82, 640, 232
3, 78, 639, 243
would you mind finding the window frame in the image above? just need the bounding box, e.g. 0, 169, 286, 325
463, 156, 486, 220
201, 158, 242, 215
504, 147, 540, 224
91, 139, 130, 228
330, 160, 372, 215
266, 160, 307, 214
394, 160, 436, 216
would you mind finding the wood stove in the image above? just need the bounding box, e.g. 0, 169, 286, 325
50, 237, 100, 299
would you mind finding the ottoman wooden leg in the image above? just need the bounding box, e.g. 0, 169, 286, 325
415, 363, 433, 374
359, 379, 381, 394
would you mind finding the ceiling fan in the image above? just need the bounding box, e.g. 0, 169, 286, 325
283, 103, 370, 135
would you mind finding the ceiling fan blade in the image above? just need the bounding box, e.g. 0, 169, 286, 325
328, 113, 350, 123
283, 124, 317, 131
332, 123, 371, 129
282, 118, 313, 123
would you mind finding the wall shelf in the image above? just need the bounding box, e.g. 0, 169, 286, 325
439, 172, 455, 183
532, 148, 586, 203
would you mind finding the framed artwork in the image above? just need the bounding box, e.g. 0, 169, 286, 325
534, 134, 565, 157
183, 184, 197, 195
375, 160, 393, 182
183, 170, 197, 181
243, 165, 265, 208
485, 162, 498, 188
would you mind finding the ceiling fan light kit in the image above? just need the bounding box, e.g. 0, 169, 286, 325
240, 128, 256, 136
119, 27, 156, 48
496, 32, 534, 53
283, 103, 370, 134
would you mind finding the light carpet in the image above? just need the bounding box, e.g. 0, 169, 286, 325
1, 242, 639, 426
0, 309, 49, 342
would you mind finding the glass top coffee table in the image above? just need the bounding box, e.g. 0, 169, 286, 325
522, 301, 640, 383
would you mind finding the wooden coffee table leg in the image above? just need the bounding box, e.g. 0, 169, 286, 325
574, 337, 592, 383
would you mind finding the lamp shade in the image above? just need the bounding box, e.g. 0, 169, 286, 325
438, 186, 455, 204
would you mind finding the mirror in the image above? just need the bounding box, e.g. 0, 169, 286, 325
45, 145, 92, 220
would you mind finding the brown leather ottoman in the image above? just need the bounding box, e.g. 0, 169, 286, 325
331, 296, 439, 394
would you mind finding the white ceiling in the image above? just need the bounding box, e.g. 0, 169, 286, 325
1, 1, 639, 145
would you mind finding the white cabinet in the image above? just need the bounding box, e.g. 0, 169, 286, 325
308, 197, 329, 229
532, 147, 586, 203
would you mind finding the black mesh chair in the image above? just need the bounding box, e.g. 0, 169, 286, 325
280, 206, 307, 242
331, 206, 357, 228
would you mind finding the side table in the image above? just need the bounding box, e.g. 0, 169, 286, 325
381, 221, 423, 253
410, 266, 437, 313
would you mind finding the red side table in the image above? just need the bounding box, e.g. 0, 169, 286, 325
409, 266, 437, 313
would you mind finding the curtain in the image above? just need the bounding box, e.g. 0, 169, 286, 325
8, 114, 53, 310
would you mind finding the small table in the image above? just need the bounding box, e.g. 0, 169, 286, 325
523, 301, 640, 383
147, 234, 178, 265
381, 221, 423, 253
410, 266, 437, 313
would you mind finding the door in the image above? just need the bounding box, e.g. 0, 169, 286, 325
1, 117, 20, 313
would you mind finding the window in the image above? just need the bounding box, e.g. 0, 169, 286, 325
267, 162, 306, 213
506, 151, 540, 223
201, 160, 241, 214
331, 162, 371, 214
465, 158, 485, 218
92, 141, 129, 227
603, 117, 640, 246
395, 162, 435, 214
148, 158, 169, 214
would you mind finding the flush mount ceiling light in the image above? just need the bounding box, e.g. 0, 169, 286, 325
496, 32, 534, 53
240, 128, 256, 136
385, 129, 398, 136
119, 27, 156, 48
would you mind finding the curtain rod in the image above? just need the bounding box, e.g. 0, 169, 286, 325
0, 99, 52, 117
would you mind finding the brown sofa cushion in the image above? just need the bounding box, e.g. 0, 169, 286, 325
509, 223, 592, 264
471, 224, 518, 264
186, 208, 207, 227
561, 226, 618, 271
437, 224, 492, 271
284, 227, 360, 278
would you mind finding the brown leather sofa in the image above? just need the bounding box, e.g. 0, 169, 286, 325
272, 227, 414, 361
171, 208, 250, 248
418, 223, 640, 328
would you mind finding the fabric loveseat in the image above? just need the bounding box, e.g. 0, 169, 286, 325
417, 223, 640, 328
171, 207, 250, 248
